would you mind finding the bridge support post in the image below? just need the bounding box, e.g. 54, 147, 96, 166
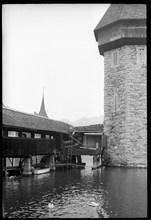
49, 155, 56, 171
22, 157, 32, 176
77, 155, 82, 164
97, 155, 101, 166
93, 155, 101, 168
72, 155, 76, 164
3, 157, 8, 177
93, 155, 97, 167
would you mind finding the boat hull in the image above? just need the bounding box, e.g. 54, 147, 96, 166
91, 165, 102, 170
33, 167, 50, 175
72, 163, 86, 169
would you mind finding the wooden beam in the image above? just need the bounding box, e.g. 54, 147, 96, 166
3, 129, 8, 137
3, 157, 7, 177
18, 131, 22, 137
31, 132, 34, 138
3, 137, 56, 157
71, 147, 102, 156
64, 140, 73, 145
41, 133, 46, 139
8, 157, 14, 166
70, 136, 86, 147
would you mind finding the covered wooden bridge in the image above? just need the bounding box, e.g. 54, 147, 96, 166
2, 106, 106, 175
2, 106, 71, 175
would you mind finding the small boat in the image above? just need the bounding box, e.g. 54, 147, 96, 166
91, 164, 102, 170
32, 167, 50, 175
72, 163, 86, 169
55, 163, 67, 169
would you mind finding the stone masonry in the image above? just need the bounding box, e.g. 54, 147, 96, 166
103, 45, 147, 167
94, 4, 147, 167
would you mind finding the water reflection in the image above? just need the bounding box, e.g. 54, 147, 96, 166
3, 166, 147, 218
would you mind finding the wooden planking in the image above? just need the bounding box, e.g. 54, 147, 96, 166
3, 137, 56, 157
67, 147, 103, 156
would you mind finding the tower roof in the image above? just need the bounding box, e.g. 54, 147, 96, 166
94, 4, 146, 31
39, 92, 48, 118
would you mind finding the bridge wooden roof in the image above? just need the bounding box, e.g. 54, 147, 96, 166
74, 124, 103, 133
2, 107, 72, 134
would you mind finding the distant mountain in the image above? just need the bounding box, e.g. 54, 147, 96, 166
61, 115, 104, 127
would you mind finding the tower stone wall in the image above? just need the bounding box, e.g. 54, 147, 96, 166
94, 4, 147, 167
104, 45, 147, 167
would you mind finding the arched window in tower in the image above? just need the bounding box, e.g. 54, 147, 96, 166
114, 93, 118, 113
137, 46, 146, 66
112, 50, 119, 67
113, 51, 117, 65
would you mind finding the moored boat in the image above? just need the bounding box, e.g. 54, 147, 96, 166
91, 164, 102, 170
72, 163, 86, 169
32, 167, 50, 175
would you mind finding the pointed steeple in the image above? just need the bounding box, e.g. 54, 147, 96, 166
39, 88, 48, 118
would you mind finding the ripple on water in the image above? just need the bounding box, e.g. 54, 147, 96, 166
3, 167, 147, 218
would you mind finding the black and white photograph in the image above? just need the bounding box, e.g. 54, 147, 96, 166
2, 3, 147, 218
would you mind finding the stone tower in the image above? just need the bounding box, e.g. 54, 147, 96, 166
94, 4, 147, 167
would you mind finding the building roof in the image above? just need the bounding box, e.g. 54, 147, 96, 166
2, 103, 6, 108
74, 124, 103, 133
2, 107, 72, 134
94, 4, 146, 31
39, 93, 48, 118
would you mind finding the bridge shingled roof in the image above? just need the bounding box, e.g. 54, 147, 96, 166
74, 124, 103, 133
2, 107, 72, 134
94, 4, 146, 31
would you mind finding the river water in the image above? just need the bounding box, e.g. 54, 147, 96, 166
3, 156, 147, 218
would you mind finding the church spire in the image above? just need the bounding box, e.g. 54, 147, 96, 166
39, 87, 48, 118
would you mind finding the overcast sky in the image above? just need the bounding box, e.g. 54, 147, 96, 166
2, 4, 110, 121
